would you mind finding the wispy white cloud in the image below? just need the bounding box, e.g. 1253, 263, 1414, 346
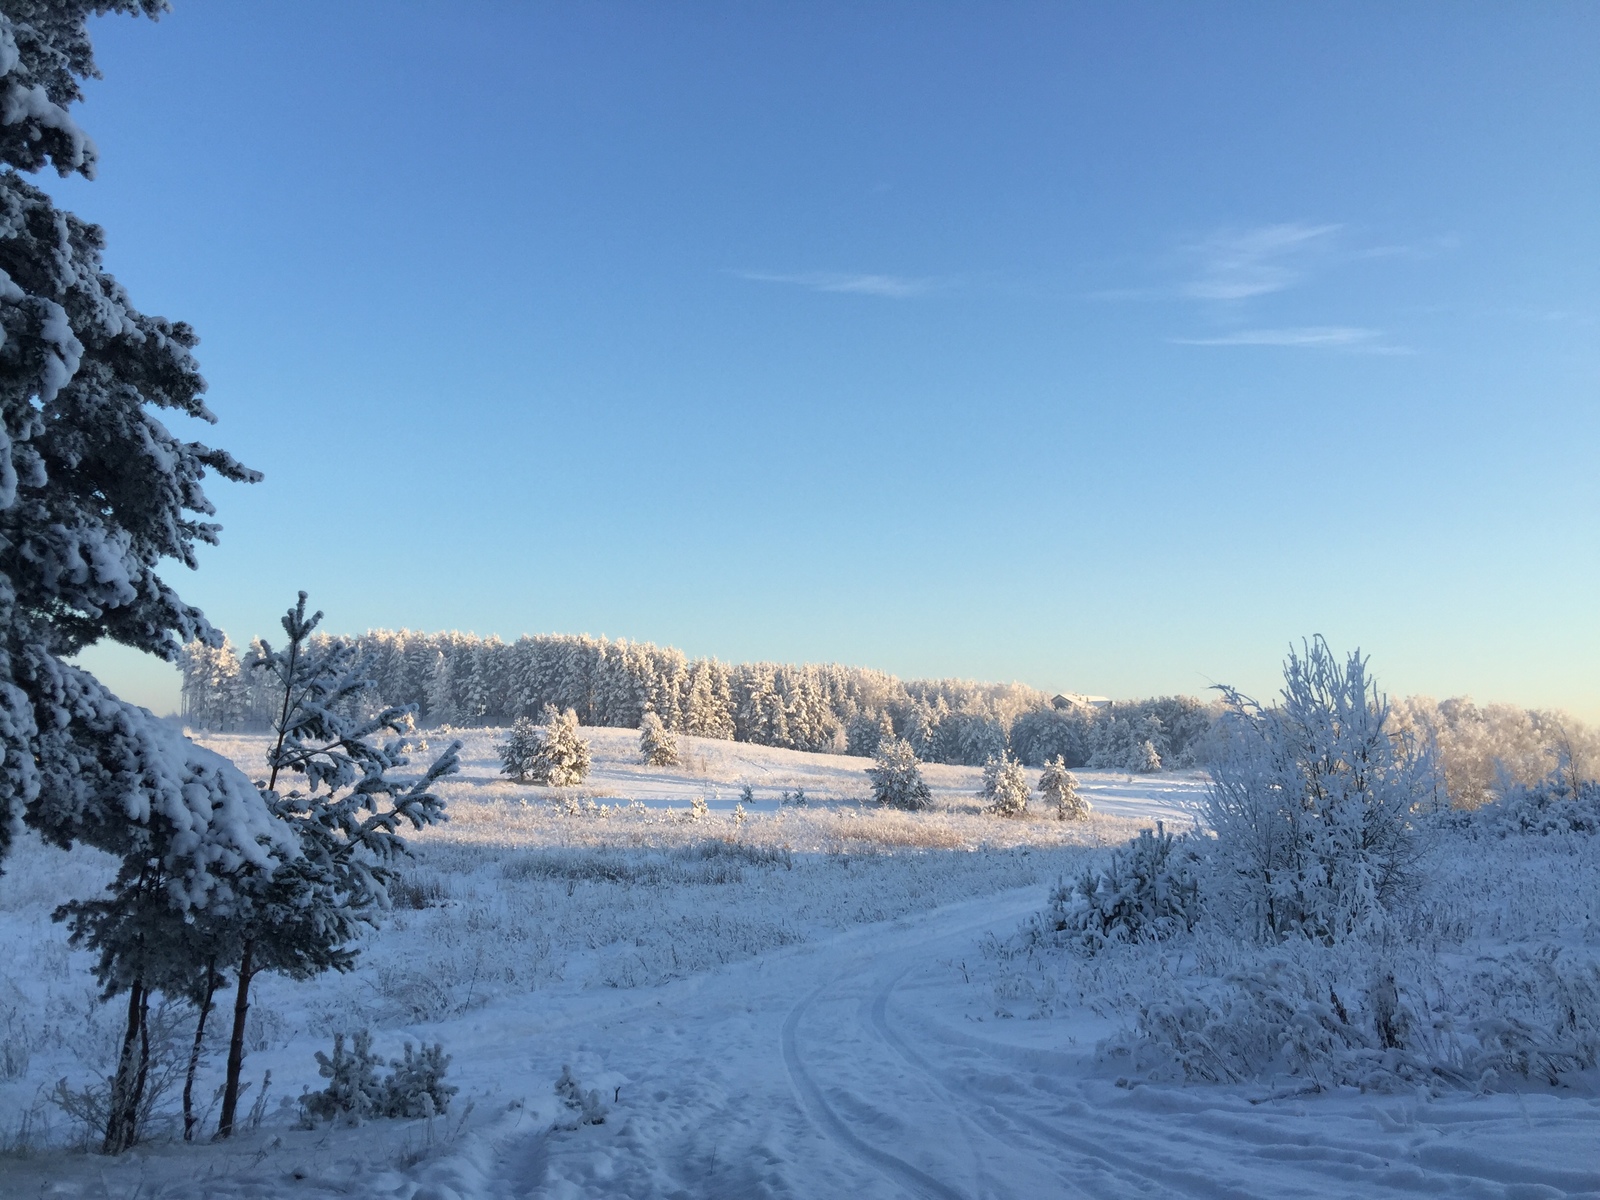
736, 270, 936, 299
1181, 223, 1342, 301
1172, 325, 1410, 352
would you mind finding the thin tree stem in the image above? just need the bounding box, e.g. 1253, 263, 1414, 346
217, 940, 254, 1139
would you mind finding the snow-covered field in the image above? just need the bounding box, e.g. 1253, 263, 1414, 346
1, 728, 1595, 1198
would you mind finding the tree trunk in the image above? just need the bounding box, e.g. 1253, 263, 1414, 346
102, 976, 146, 1154
216, 941, 254, 1139
183, 963, 220, 1141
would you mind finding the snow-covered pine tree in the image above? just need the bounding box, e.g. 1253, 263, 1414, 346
0, 0, 279, 861
1130, 738, 1162, 774
867, 737, 932, 811
205, 594, 459, 1138
497, 716, 542, 782
0, 3, 303, 1153
530, 704, 591, 786
1040, 756, 1090, 820
639, 709, 679, 766
684, 658, 726, 739
980, 750, 1030, 817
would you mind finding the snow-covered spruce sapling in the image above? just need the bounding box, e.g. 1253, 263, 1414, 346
1043, 821, 1202, 952
639, 710, 679, 766
299, 1030, 383, 1126
211, 594, 460, 1139
1205, 638, 1432, 945
383, 1040, 458, 1119
526, 704, 592, 786
299, 1030, 457, 1126
497, 717, 542, 782
1040, 757, 1090, 820
980, 751, 1030, 817
555, 1065, 607, 1126
867, 737, 932, 811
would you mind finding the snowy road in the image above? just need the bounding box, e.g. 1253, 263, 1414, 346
446, 887, 1599, 1200
7, 872, 1596, 1199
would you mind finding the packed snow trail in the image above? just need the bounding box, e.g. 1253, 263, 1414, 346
473, 886, 1599, 1200
7, 875, 1596, 1199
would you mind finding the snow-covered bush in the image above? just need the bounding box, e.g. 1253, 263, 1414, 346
300, 1031, 457, 1125
1035, 822, 1202, 953
867, 737, 932, 811
300, 1030, 384, 1126
1108, 945, 1600, 1093
1475, 772, 1600, 837
497, 717, 543, 782
555, 1065, 607, 1126
1040, 757, 1090, 820
980, 751, 1030, 817
382, 1041, 458, 1119
1206, 638, 1432, 944
639, 711, 679, 767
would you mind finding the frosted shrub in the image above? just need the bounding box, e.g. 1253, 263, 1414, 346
555, 1065, 607, 1126
1040, 757, 1090, 820
1109, 945, 1600, 1093
383, 1041, 458, 1118
301, 1031, 384, 1126
1037, 822, 1202, 953
980, 751, 1030, 817
639, 711, 679, 767
301, 1031, 457, 1125
1206, 639, 1432, 944
1480, 773, 1600, 837
868, 737, 932, 811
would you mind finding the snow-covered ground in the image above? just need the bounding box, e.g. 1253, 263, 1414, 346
1, 728, 1595, 1198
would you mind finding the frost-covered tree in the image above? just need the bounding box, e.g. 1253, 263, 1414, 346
1131, 738, 1162, 774
867, 737, 932, 811
0, 2, 296, 1153
497, 716, 542, 783
1205, 638, 1432, 944
205, 594, 458, 1138
1040, 756, 1089, 820
0, 0, 272, 867
528, 704, 590, 786
846, 709, 894, 758
639, 709, 678, 767
980, 751, 1030, 817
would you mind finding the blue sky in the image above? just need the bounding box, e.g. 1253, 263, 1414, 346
60, 2, 1599, 718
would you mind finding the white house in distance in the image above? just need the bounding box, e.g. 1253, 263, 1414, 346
1051, 692, 1111, 710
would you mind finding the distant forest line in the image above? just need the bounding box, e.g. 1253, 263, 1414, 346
179, 629, 1211, 770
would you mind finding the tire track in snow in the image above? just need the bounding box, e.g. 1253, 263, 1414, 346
782, 978, 969, 1200
870, 973, 1561, 1200
865, 973, 1233, 1199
